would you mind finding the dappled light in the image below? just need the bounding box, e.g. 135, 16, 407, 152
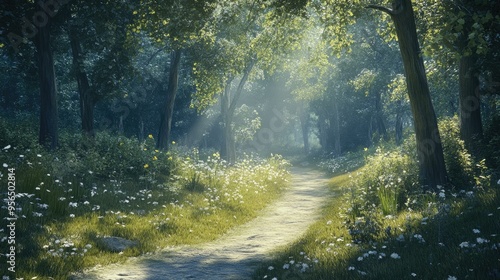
0, 0, 499, 279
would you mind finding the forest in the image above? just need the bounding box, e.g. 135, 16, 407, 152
0, 0, 499, 279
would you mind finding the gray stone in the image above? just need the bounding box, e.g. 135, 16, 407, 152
99, 236, 138, 252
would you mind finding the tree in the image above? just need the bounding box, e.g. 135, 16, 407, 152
368, 0, 448, 188
134, 0, 217, 150
68, 26, 93, 137
36, 3, 59, 149
157, 49, 182, 149
418, 0, 499, 150
192, 0, 305, 162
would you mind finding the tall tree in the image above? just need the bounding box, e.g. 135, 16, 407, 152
68, 26, 93, 137
192, 0, 305, 162
36, 2, 59, 149
135, 0, 217, 150
368, 0, 448, 188
418, 0, 499, 149
157, 49, 182, 149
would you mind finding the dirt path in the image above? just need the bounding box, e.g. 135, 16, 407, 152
73, 167, 331, 280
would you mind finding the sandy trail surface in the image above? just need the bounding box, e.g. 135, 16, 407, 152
73, 167, 331, 280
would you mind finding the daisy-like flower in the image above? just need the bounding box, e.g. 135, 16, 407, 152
473, 229, 480, 234
476, 237, 489, 244
390, 253, 401, 259
459, 241, 469, 248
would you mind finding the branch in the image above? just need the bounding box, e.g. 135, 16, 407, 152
366, 4, 394, 15
228, 57, 256, 116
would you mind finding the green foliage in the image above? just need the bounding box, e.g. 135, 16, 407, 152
484, 114, 500, 171
52, 132, 173, 181
233, 104, 261, 144
358, 146, 419, 214
439, 116, 490, 188
0, 118, 39, 150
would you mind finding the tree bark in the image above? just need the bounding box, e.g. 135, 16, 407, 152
459, 54, 483, 149
69, 27, 94, 137
36, 10, 58, 150
369, 0, 448, 188
157, 49, 182, 150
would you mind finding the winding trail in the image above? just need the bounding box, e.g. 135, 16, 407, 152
74, 167, 331, 280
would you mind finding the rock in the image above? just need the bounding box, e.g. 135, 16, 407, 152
99, 236, 138, 252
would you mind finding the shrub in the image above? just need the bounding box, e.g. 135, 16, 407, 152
359, 147, 419, 215
439, 116, 490, 189
483, 114, 500, 172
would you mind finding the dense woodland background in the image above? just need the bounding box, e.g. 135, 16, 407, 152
1, 0, 499, 168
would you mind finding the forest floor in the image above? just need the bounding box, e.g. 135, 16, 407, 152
71, 166, 332, 280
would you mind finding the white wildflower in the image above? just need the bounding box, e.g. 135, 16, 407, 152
390, 253, 401, 259
476, 237, 489, 244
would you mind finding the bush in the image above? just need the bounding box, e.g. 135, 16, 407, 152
55, 132, 173, 181
483, 114, 500, 172
439, 116, 490, 189
359, 147, 419, 215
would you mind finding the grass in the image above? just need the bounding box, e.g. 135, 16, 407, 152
0, 142, 290, 280
253, 163, 500, 280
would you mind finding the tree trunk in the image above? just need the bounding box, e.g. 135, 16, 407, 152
221, 79, 236, 163
375, 90, 388, 140
332, 99, 341, 156
459, 54, 483, 149
69, 27, 94, 137
395, 101, 403, 145
138, 117, 144, 142
369, 0, 448, 189
299, 102, 310, 154
36, 11, 58, 150
157, 49, 182, 150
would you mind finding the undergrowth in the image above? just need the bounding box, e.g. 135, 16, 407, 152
0, 122, 290, 280
254, 117, 499, 280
